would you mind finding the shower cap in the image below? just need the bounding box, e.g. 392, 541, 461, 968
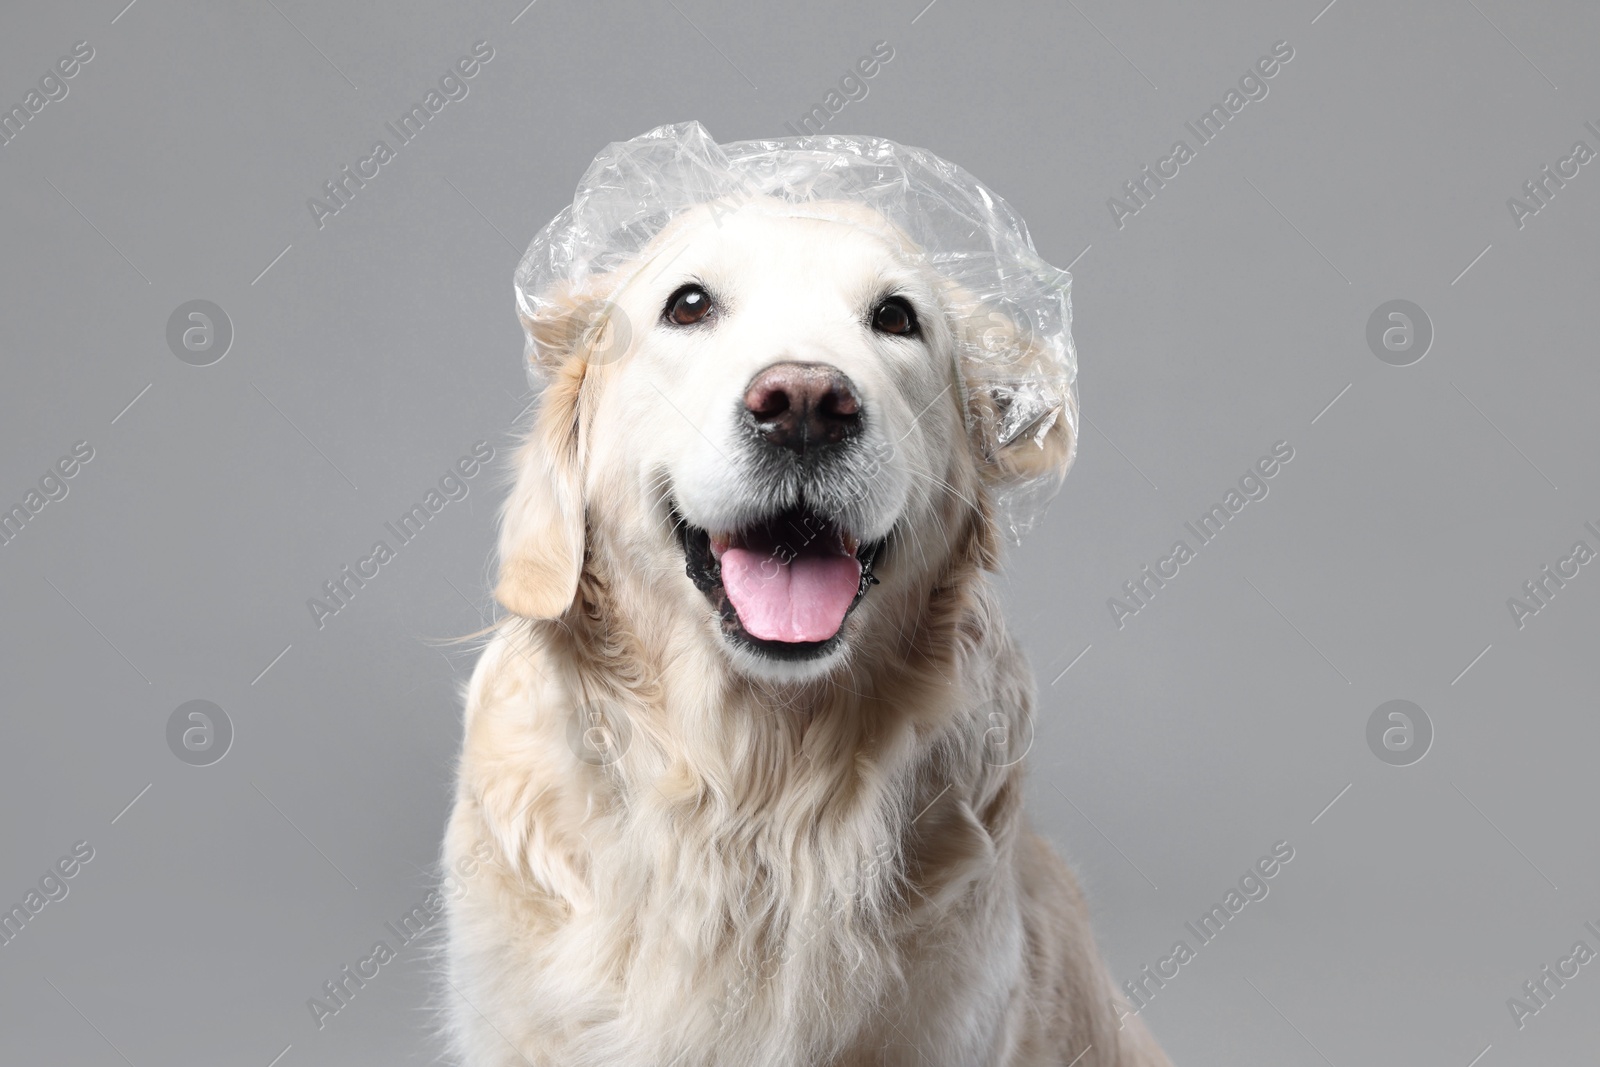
513, 121, 1078, 541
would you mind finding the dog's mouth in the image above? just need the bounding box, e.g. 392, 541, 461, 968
678, 506, 885, 660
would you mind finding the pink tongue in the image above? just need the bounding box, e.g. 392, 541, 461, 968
721, 547, 862, 643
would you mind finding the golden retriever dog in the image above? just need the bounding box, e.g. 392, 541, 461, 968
443, 131, 1172, 1066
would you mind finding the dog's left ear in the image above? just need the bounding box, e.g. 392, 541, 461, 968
495, 283, 618, 619
957, 308, 1078, 495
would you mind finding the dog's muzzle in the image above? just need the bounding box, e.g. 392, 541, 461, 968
672, 362, 891, 660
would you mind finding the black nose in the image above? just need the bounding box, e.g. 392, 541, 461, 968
743, 362, 861, 454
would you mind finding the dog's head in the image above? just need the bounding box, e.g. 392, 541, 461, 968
497, 190, 1072, 684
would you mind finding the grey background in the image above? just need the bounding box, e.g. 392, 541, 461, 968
2, 0, 1596, 1064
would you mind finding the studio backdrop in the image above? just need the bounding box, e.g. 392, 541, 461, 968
1, 1, 1596, 1064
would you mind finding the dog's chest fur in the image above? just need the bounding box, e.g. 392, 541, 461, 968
445, 624, 1026, 1067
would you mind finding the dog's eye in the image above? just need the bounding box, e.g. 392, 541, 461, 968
872, 296, 918, 337
665, 285, 713, 326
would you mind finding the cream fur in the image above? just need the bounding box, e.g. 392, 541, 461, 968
443, 199, 1173, 1066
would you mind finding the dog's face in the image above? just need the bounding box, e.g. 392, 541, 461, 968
497, 198, 1071, 684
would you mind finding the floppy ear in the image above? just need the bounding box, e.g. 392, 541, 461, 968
494, 283, 618, 619
958, 307, 1078, 495
495, 361, 585, 618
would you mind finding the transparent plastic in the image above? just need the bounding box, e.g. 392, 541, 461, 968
513, 121, 1078, 540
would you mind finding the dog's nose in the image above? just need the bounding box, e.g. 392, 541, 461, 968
743, 362, 861, 453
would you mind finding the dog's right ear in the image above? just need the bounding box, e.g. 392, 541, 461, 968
495, 285, 616, 620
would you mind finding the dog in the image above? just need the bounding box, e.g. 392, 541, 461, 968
442, 156, 1172, 1066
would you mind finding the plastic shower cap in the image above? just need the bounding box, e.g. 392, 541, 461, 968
513, 121, 1078, 541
